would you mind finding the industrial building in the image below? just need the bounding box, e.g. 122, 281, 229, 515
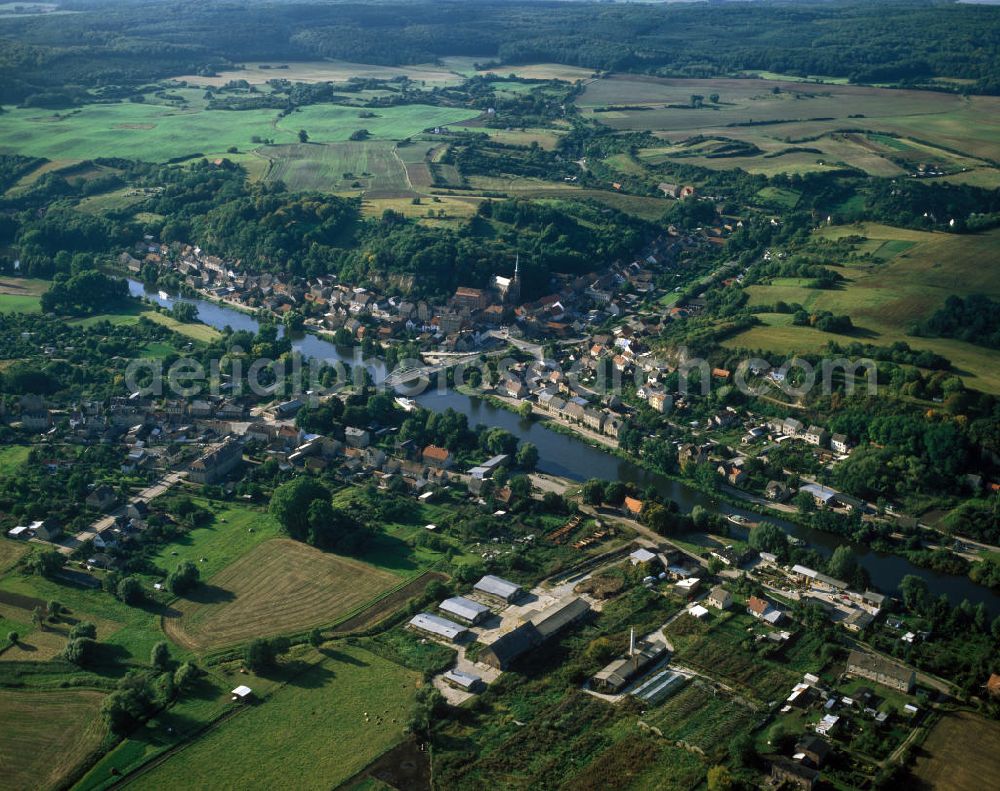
480, 597, 591, 670
407, 612, 469, 643
439, 596, 492, 625
442, 669, 485, 693
591, 636, 667, 694
474, 574, 524, 604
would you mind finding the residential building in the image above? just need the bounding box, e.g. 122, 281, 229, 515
765, 480, 791, 502
799, 482, 838, 508
85, 485, 118, 511
846, 650, 915, 693
345, 427, 370, 448
34, 521, 62, 542
830, 433, 851, 454
422, 444, 453, 469
804, 425, 829, 446
771, 758, 819, 790
187, 440, 242, 484
707, 586, 732, 610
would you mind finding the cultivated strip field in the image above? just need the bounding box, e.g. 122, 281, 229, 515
0, 688, 107, 790
163, 538, 401, 650
581, 74, 1000, 177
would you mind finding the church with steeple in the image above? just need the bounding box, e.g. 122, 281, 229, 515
492, 254, 521, 305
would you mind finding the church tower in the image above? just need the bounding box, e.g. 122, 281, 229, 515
509, 253, 521, 305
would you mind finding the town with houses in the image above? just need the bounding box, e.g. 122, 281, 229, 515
1, 199, 996, 790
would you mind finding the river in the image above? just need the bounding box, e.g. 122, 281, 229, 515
128, 279, 1000, 615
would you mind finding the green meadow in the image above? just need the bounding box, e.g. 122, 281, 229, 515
0, 101, 476, 165
132, 644, 420, 791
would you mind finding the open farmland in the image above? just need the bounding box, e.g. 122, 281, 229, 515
912, 711, 1000, 791
0, 688, 106, 791
580, 74, 1000, 178
726, 225, 1000, 393
0, 101, 476, 166
440, 57, 597, 82
163, 538, 401, 651
172, 59, 465, 87
262, 141, 409, 194
132, 644, 420, 791
276, 104, 478, 143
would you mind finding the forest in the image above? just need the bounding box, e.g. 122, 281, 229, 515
1, 1, 1000, 106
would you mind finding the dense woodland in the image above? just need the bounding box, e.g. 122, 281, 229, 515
1, 0, 1000, 106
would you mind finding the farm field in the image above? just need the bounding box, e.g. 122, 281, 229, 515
276, 104, 478, 143
131, 643, 420, 790
726, 226, 1000, 393
440, 57, 597, 82
0, 276, 47, 312
582, 74, 1000, 176
912, 711, 1000, 790
448, 125, 564, 150
0, 101, 475, 166
262, 140, 408, 194
172, 60, 465, 87
0, 688, 107, 791
163, 538, 401, 651
361, 195, 479, 226
461, 176, 672, 220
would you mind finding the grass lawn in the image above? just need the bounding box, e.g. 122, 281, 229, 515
163, 538, 401, 651
139, 310, 221, 343
361, 195, 479, 227
0, 277, 48, 313
0, 562, 161, 664
0, 538, 30, 575
132, 643, 420, 790
756, 186, 800, 209
0, 444, 30, 477
149, 499, 282, 581
74, 663, 288, 791
0, 98, 475, 165
0, 688, 107, 791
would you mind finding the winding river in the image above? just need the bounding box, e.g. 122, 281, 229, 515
128, 279, 1000, 615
